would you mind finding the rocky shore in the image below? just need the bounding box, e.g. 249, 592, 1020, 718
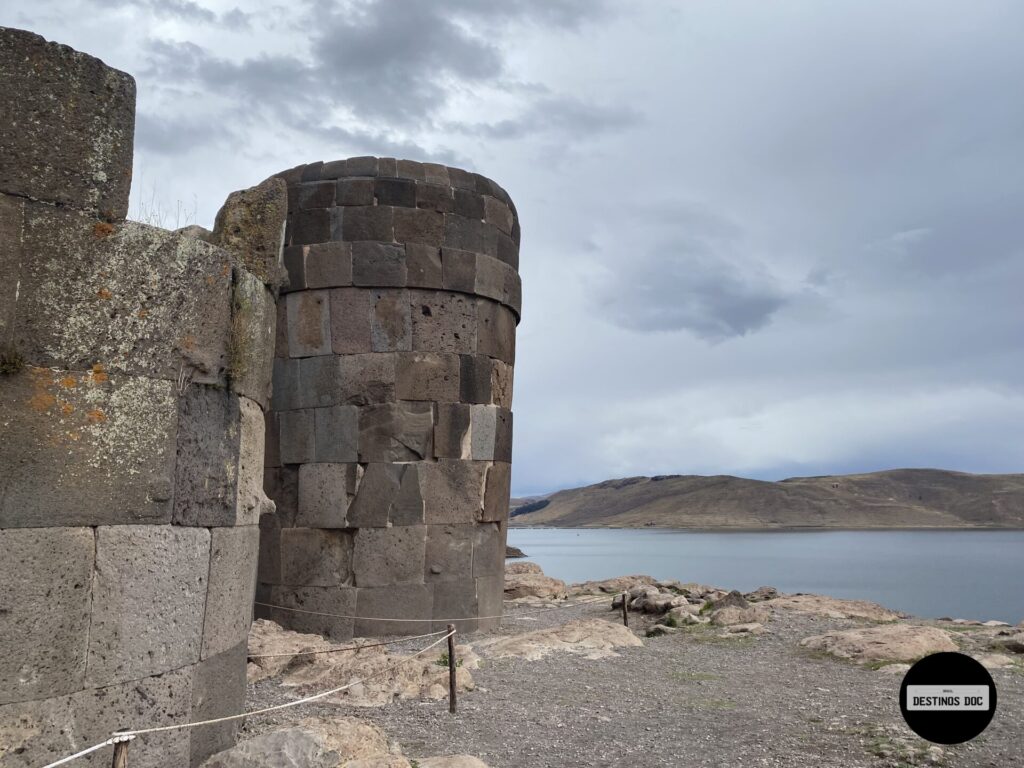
201, 564, 1023, 767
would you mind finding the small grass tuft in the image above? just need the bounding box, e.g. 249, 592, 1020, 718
0, 344, 24, 374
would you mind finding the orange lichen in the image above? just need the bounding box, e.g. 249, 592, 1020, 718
92, 221, 115, 239
180, 335, 196, 351
90, 363, 108, 383
86, 408, 107, 424
137, 308, 149, 318
96, 287, 113, 300
60, 376, 77, 389
61, 402, 75, 415
220, 262, 231, 277
28, 392, 56, 411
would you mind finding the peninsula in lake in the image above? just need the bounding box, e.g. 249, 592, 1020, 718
510, 469, 1024, 529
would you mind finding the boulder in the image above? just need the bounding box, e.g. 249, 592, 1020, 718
200, 717, 389, 767
504, 563, 567, 600
707, 590, 749, 612
744, 586, 779, 602
800, 625, 957, 664
505, 545, 526, 558
765, 594, 903, 622
974, 653, 1015, 670
723, 622, 767, 635
473, 619, 642, 661
710, 605, 770, 627
982, 620, 1010, 628
570, 575, 657, 595
504, 561, 542, 575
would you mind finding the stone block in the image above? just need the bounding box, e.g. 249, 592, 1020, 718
392, 463, 425, 526
476, 574, 504, 631
420, 460, 486, 524
492, 360, 514, 408
470, 404, 498, 461
473, 522, 504, 578
406, 243, 443, 288
423, 163, 450, 185
336, 178, 375, 206
497, 230, 519, 269
477, 299, 516, 364
484, 195, 514, 235
395, 351, 460, 401
0, 528, 94, 705
14, 208, 234, 383
448, 166, 475, 190
409, 289, 477, 354
0, 666, 192, 768
296, 355, 341, 408
375, 178, 416, 207
441, 247, 477, 293
238, 395, 268, 519
511, 211, 521, 245
280, 528, 353, 586
379, 156, 398, 177
228, 273, 277, 408
286, 290, 331, 357
190, 641, 248, 766
294, 180, 336, 210
0, 194, 23, 339
318, 159, 345, 179
265, 412, 281, 467
296, 464, 357, 529
483, 462, 511, 522
415, 181, 455, 213
393, 207, 443, 246
495, 408, 513, 463
370, 289, 412, 351
314, 405, 359, 462
301, 162, 324, 182
277, 162, 310, 184
432, 580, 479, 634
434, 403, 472, 459
453, 188, 485, 220
0, 28, 135, 218
459, 354, 493, 404
355, 584, 433, 637
341, 205, 393, 241
305, 242, 353, 288
279, 408, 315, 464
272, 357, 301, 411
261, 585, 356, 640
87, 526, 210, 687
424, 525, 474, 584
338, 353, 397, 405
263, 464, 298, 527
347, 156, 379, 177
329, 288, 374, 353
0, 369, 177, 528
358, 402, 433, 462
352, 242, 407, 287
212, 176, 289, 287
202, 526, 259, 659
504, 267, 523, 317
474, 253, 507, 303
396, 159, 426, 181
347, 463, 403, 528
353, 526, 427, 588
443, 213, 486, 252
288, 207, 331, 245
275, 300, 289, 359
258, 512, 283, 585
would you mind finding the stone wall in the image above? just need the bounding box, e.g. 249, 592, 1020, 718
0, 28, 281, 768
257, 158, 520, 638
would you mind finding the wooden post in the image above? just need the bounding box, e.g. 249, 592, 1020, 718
621, 592, 629, 627
111, 738, 129, 768
447, 624, 457, 714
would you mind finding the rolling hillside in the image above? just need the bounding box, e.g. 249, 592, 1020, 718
509, 469, 1024, 529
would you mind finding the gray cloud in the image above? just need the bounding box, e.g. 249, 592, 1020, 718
453, 96, 640, 141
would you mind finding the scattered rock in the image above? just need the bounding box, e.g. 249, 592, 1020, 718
800, 624, 957, 664
710, 605, 770, 627
875, 663, 912, 675
571, 575, 658, 595
473, 619, 642, 661
952, 618, 983, 626
974, 653, 1016, 670
505, 562, 568, 599
646, 624, 680, 637
765, 594, 903, 621
723, 622, 768, 635
744, 586, 779, 602
993, 633, 1024, 654
247, 618, 334, 683
505, 545, 527, 558
982, 620, 1010, 627
707, 590, 750, 612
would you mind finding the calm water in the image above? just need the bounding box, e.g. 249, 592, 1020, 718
508, 528, 1024, 623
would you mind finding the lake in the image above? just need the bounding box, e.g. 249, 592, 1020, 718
507, 527, 1024, 623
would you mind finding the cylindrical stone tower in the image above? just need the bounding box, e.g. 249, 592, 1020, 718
258, 157, 520, 638
0, 27, 281, 768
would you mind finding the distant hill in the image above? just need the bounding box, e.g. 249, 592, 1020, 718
509, 469, 1024, 529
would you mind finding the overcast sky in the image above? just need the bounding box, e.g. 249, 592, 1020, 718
6, 1, 1023, 495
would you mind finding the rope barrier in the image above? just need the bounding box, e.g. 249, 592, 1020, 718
41, 631, 455, 766
247, 628, 449, 659
254, 594, 612, 624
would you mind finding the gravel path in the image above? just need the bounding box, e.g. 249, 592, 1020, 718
244, 600, 1024, 767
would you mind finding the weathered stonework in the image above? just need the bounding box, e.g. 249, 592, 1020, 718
259, 157, 519, 639
0, 27, 281, 768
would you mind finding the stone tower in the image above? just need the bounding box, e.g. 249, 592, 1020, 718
0, 28, 281, 767
258, 158, 521, 638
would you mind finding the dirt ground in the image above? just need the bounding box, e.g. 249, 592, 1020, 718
243, 597, 1023, 768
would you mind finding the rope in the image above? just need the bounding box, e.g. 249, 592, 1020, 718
41, 735, 134, 768
254, 594, 611, 623
247, 628, 449, 659
113, 630, 454, 737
